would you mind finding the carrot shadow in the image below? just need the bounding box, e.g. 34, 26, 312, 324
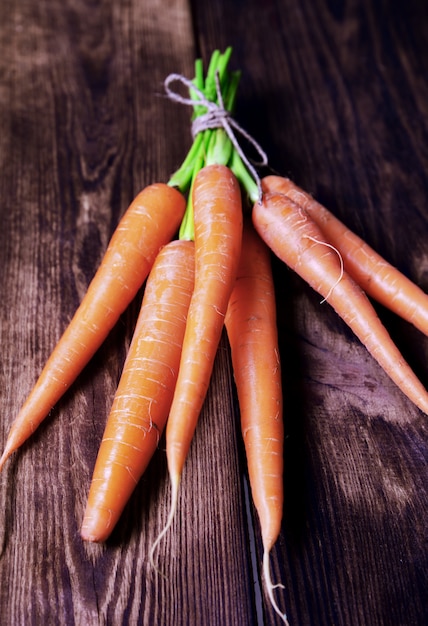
273, 260, 312, 544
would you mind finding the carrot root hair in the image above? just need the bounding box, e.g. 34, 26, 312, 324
304, 235, 344, 303
263, 548, 290, 625
149, 472, 180, 573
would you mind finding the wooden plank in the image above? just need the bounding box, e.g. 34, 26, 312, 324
0, 0, 427, 624
191, 1, 428, 624
0, 1, 256, 624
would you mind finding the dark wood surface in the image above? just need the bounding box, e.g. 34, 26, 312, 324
0, 1, 427, 624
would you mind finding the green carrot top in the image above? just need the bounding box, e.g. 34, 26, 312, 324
165, 47, 267, 240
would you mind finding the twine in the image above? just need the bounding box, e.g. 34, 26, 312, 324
164, 71, 268, 201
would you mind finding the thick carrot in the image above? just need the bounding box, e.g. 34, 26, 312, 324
225, 221, 288, 625
150, 164, 242, 557
0, 184, 186, 471
80, 239, 195, 542
262, 175, 428, 336
253, 192, 428, 415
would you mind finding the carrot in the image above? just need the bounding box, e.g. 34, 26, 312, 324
262, 175, 428, 336
225, 221, 288, 624
80, 239, 195, 542
0, 184, 186, 471
253, 192, 428, 415
150, 163, 243, 558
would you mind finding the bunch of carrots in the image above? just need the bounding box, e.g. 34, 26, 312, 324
1, 47, 427, 625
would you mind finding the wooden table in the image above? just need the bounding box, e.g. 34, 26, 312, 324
0, 1, 427, 624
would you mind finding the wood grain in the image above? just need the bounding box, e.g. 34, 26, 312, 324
0, 1, 254, 624
0, 0, 427, 624
191, 2, 428, 624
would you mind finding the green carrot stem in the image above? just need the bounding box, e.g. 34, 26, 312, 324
192, 58, 207, 119
168, 132, 204, 191
170, 47, 261, 239
230, 149, 259, 204
178, 131, 210, 240
206, 129, 232, 166
224, 70, 241, 112
216, 47, 233, 91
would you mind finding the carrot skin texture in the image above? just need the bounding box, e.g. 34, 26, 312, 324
253, 193, 428, 415
262, 176, 428, 336
225, 221, 288, 624
0, 184, 186, 470
81, 239, 195, 542
225, 221, 283, 550
166, 164, 243, 480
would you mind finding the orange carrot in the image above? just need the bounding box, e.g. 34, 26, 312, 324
150, 163, 242, 557
0, 184, 186, 471
80, 239, 195, 542
262, 175, 428, 336
225, 221, 288, 624
167, 165, 242, 478
253, 192, 428, 415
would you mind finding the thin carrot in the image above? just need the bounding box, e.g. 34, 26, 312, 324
225, 221, 288, 625
80, 239, 195, 543
0, 184, 186, 471
150, 163, 243, 557
262, 175, 428, 336
253, 192, 428, 415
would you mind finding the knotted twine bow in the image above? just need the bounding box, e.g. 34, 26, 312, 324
164, 71, 268, 202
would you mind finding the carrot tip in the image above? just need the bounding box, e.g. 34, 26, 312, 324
149, 472, 180, 572
80, 507, 114, 543
0, 447, 12, 473
263, 548, 290, 625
